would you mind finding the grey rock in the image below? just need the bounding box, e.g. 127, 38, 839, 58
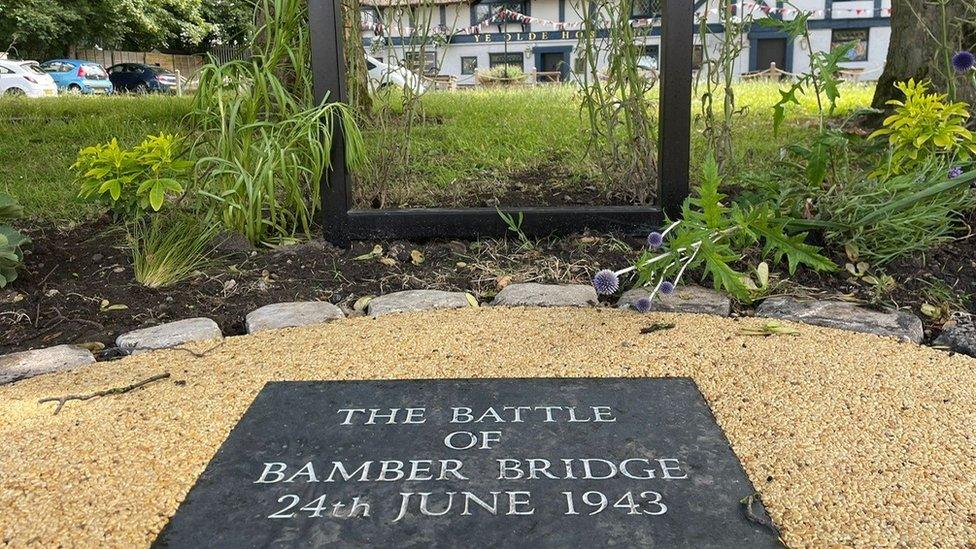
618, 285, 732, 317
0, 345, 95, 385
933, 314, 976, 357
491, 283, 598, 308
756, 296, 924, 343
367, 290, 472, 317
116, 318, 223, 355
246, 301, 345, 334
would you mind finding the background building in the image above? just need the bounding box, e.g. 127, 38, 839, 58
361, 0, 892, 86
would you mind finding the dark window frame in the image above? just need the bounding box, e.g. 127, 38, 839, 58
308, 0, 693, 245
831, 28, 869, 61
488, 52, 524, 71
460, 56, 478, 75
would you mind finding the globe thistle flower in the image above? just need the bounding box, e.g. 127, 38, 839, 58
646, 231, 664, 249
633, 296, 653, 313
592, 269, 620, 295
659, 281, 676, 295
949, 166, 964, 179
953, 51, 976, 73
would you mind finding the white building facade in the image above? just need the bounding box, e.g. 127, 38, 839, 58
361, 0, 893, 86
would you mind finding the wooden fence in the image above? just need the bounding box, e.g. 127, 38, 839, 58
68, 49, 206, 77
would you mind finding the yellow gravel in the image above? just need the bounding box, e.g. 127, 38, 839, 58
1, 307, 974, 547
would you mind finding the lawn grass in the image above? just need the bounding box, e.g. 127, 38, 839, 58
360, 81, 877, 206
0, 82, 877, 221
0, 96, 192, 222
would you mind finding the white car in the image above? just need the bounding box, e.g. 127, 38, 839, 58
365, 55, 427, 93
0, 60, 58, 97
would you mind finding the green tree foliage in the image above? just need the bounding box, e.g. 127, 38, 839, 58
0, 0, 253, 56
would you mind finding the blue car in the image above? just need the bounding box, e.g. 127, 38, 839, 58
107, 63, 181, 94
39, 59, 113, 94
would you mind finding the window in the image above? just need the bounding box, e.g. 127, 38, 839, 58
404, 51, 437, 75
489, 52, 524, 71
473, 1, 527, 25
461, 56, 478, 75
637, 45, 659, 70
361, 8, 379, 29
692, 45, 703, 70
0, 65, 12, 75
831, 29, 869, 61
631, 0, 661, 18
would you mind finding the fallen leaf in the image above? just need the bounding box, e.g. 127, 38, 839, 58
353, 296, 374, 313
354, 244, 383, 261
379, 257, 397, 267
465, 293, 479, 307
496, 275, 513, 290
410, 250, 425, 265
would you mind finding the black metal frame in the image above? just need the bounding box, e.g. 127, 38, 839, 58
310, 0, 693, 245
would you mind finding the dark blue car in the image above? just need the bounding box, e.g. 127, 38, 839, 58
107, 63, 181, 94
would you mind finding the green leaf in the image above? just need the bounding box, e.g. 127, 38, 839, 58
149, 184, 165, 211
751, 216, 836, 274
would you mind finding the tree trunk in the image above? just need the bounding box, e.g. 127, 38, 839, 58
342, 0, 373, 114
873, 0, 976, 109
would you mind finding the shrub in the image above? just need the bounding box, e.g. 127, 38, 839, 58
128, 213, 218, 289
869, 79, 976, 177
0, 193, 29, 288
73, 133, 192, 218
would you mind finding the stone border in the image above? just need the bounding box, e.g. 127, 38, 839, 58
3, 285, 948, 386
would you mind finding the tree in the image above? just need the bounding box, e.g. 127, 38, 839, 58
342, 0, 372, 113
0, 0, 247, 56
873, 0, 976, 110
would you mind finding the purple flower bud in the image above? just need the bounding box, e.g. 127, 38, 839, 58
949, 166, 964, 179
659, 281, 676, 295
646, 231, 664, 249
952, 51, 976, 73
633, 296, 653, 313
592, 269, 620, 295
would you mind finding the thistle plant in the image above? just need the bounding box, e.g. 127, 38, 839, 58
594, 155, 835, 306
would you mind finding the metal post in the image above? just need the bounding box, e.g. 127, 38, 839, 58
309, 0, 353, 246
657, 0, 693, 218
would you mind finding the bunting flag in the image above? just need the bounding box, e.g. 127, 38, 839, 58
361, 4, 893, 36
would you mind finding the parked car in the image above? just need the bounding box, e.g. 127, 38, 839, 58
365, 55, 427, 93
107, 63, 182, 94
0, 60, 58, 97
39, 59, 113, 94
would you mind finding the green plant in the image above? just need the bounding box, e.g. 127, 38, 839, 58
696, 0, 752, 172
819, 163, 976, 263
869, 79, 976, 177
576, 0, 659, 203
597, 155, 835, 302
0, 192, 29, 288
762, 5, 857, 189
192, 0, 366, 246
73, 133, 192, 218
484, 64, 525, 81
128, 213, 218, 289
496, 208, 532, 250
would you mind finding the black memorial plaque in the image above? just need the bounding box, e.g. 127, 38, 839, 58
156, 378, 781, 547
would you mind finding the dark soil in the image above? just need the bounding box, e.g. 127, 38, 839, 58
0, 217, 632, 356
3, 216, 973, 357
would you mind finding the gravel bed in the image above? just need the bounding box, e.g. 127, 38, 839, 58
0, 308, 973, 547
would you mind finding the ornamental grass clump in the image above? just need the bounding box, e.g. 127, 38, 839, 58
191, 0, 366, 247
128, 213, 219, 289
595, 155, 835, 307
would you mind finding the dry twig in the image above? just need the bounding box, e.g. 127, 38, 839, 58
38, 373, 171, 415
